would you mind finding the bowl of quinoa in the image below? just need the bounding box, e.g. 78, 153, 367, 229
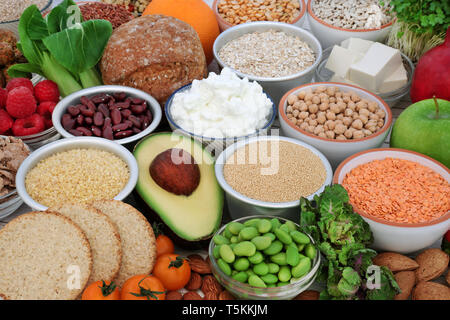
15, 136, 138, 211
215, 135, 333, 221
213, 21, 322, 105
333, 148, 450, 254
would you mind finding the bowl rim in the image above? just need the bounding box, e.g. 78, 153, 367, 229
315, 46, 415, 98
278, 82, 393, 143
52, 85, 162, 145
165, 82, 277, 142
208, 214, 321, 296
15, 136, 139, 211
0, 0, 53, 24
213, 21, 323, 82
307, 0, 395, 33
213, 0, 307, 29
214, 135, 333, 207
333, 147, 450, 228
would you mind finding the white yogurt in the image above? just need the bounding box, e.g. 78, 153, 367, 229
170, 68, 273, 138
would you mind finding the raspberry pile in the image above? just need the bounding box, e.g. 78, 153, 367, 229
0, 78, 60, 136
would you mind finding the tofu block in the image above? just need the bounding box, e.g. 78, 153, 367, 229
325, 45, 364, 79
378, 64, 408, 93
330, 74, 361, 87
348, 42, 403, 92
341, 38, 374, 54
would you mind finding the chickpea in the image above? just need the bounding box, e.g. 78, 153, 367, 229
344, 128, 354, 139
300, 122, 308, 130
317, 85, 327, 93
314, 126, 325, 135
299, 111, 309, 119
352, 113, 359, 120
352, 119, 363, 130
330, 103, 340, 114
290, 118, 297, 125
343, 116, 353, 126
376, 109, 386, 119
305, 92, 314, 101
337, 101, 347, 112
342, 95, 350, 103
365, 119, 378, 128
325, 130, 335, 139
335, 92, 342, 99
359, 108, 370, 117
309, 104, 319, 114
310, 113, 317, 120
287, 94, 298, 105
326, 86, 336, 96
299, 102, 308, 112
306, 100, 312, 106
326, 111, 336, 121
292, 109, 300, 117
336, 134, 347, 140
309, 119, 318, 126
308, 125, 316, 133
317, 114, 326, 124
368, 125, 377, 133
353, 130, 364, 139
318, 132, 327, 138
325, 120, 335, 130
286, 105, 293, 113
356, 101, 368, 111
312, 95, 321, 105
334, 123, 347, 135
368, 101, 378, 113
319, 102, 329, 111
329, 97, 336, 103
336, 114, 344, 121
359, 114, 369, 125
363, 129, 372, 136
320, 96, 329, 104
292, 101, 302, 110
347, 101, 356, 111
350, 92, 361, 102
297, 91, 306, 100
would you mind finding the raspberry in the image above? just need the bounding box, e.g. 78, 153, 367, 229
12, 113, 45, 136
0, 109, 13, 134
37, 101, 57, 117
0, 88, 7, 108
6, 77, 34, 93
34, 80, 60, 103
6, 86, 37, 119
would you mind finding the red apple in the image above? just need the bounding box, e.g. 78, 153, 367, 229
410, 26, 450, 103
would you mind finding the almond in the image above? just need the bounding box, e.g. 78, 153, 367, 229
294, 290, 320, 300
188, 254, 211, 274
415, 248, 449, 282
412, 281, 450, 300
394, 271, 416, 300
203, 291, 219, 300
183, 291, 203, 300
218, 290, 235, 300
185, 272, 202, 291
166, 291, 183, 300
201, 275, 222, 295
372, 252, 419, 272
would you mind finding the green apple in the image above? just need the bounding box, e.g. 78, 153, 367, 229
390, 97, 450, 168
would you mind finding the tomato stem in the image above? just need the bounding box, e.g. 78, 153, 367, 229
168, 256, 185, 269
98, 281, 117, 297
129, 276, 166, 300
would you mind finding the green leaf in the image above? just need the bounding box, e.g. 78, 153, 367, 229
7, 63, 43, 78
47, 0, 81, 34
24, 6, 48, 40
18, 5, 45, 65
365, 266, 401, 300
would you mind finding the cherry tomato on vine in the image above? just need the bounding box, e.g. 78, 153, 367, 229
152, 253, 191, 291
81, 280, 121, 300
121, 275, 166, 300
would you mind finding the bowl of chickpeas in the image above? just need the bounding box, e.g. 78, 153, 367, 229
278, 82, 393, 169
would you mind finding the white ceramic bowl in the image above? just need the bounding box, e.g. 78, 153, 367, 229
278, 82, 393, 169
213, 0, 307, 32
213, 21, 322, 106
52, 85, 162, 145
333, 148, 450, 254
307, 0, 394, 49
215, 135, 333, 221
15, 136, 139, 211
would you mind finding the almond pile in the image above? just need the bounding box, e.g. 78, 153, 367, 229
373, 248, 450, 300
165, 253, 236, 300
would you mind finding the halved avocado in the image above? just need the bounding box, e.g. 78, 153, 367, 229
133, 132, 223, 245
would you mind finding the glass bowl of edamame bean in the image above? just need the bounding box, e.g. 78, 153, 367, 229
208, 215, 321, 300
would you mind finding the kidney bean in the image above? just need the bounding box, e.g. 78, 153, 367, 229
121, 109, 132, 119
91, 126, 102, 137
91, 94, 108, 104
93, 112, 104, 126
130, 97, 144, 105
103, 117, 111, 130
76, 114, 84, 126
76, 126, 93, 136
80, 96, 90, 106
69, 129, 83, 136
112, 122, 130, 132
98, 104, 110, 118
132, 127, 142, 134
108, 98, 116, 108
80, 105, 95, 117
84, 117, 93, 125
128, 115, 141, 128
62, 114, 76, 131
114, 100, 130, 109
102, 125, 114, 140
140, 115, 150, 129
131, 104, 145, 114
111, 108, 122, 125
146, 109, 153, 123
67, 105, 80, 117
113, 92, 127, 101
114, 130, 133, 139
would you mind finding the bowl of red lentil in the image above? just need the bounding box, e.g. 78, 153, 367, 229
213, 0, 307, 31
215, 135, 333, 221
278, 82, 393, 169
333, 148, 450, 254
15, 136, 138, 211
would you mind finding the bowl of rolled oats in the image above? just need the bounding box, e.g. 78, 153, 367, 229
213, 0, 307, 31
307, 0, 394, 49
213, 21, 322, 105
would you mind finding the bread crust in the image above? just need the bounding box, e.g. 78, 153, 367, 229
100, 15, 207, 104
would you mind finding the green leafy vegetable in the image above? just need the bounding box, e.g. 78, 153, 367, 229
299, 184, 400, 300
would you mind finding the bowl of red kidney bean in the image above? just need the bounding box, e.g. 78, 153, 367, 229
52, 85, 162, 145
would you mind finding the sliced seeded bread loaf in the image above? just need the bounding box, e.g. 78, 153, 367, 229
91, 200, 157, 286
0, 212, 92, 300
49, 203, 122, 285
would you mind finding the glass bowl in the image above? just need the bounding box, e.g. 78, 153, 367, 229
315, 46, 415, 107
165, 83, 277, 157
0, 190, 23, 220
208, 215, 321, 300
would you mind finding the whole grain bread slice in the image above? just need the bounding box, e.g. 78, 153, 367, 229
49, 203, 122, 285
0, 211, 92, 300
91, 200, 157, 287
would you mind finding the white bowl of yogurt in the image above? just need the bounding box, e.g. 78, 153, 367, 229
165, 68, 277, 156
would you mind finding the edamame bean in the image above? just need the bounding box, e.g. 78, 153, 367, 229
223, 229, 233, 239
257, 219, 272, 233
251, 236, 272, 251
270, 218, 281, 231
278, 266, 291, 282
232, 271, 248, 283
233, 241, 256, 257
253, 262, 269, 276
233, 257, 250, 271
230, 236, 239, 244
219, 244, 235, 264
263, 240, 283, 255
248, 251, 264, 264
274, 228, 292, 245
277, 282, 289, 287
267, 283, 276, 288
226, 222, 244, 235
217, 258, 232, 276
290, 230, 310, 245
279, 224, 290, 233
239, 227, 259, 240
297, 244, 305, 252
270, 252, 287, 266
291, 257, 311, 278
268, 263, 280, 274
305, 244, 317, 260
248, 275, 267, 288
284, 220, 297, 232
244, 218, 260, 227
246, 269, 256, 277
213, 245, 221, 259
213, 234, 230, 245
286, 242, 300, 267
264, 232, 276, 241
261, 274, 278, 284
